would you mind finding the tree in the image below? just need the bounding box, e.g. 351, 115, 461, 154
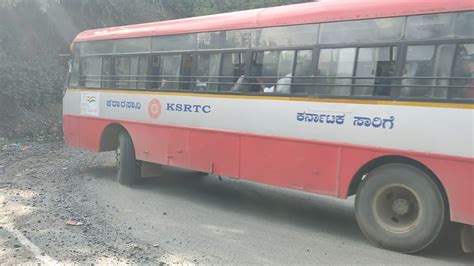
0, 0, 314, 138
162, 0, 312, 18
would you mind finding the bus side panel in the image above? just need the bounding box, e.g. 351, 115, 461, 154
240, 136, 340, 195
165, 127, 191, 168
134, 124, 170, 165
65, 115, 473, 226
132, 124, 240, 178
77, 117, 107, 152
338, 148, 474, 226
63, 115, 80, 148
123, 122, 150, 161
338, 147, 384, 198
189, 130, 240, 177
417, 157, 473, 226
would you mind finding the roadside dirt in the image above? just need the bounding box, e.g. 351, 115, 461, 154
0, 140, 472, 264
0, 140, 184, 264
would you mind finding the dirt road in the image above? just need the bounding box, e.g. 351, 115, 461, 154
0, 141, 472, 264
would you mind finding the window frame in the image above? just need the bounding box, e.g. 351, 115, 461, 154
192, 49, 249, 94
248, 47, 315, 96
313, 37, 474, 103
80, 55, 104, 88
70, 11, 473, 104
148, 52, 184, 92
396, 38, 474, 104
448, 42, 474, 100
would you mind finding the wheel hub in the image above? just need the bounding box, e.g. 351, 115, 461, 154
373, 185, 421, 233
392, 198, 410, 216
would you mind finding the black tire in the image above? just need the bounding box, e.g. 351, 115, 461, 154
355, 163, 447, 253
117, 132, 140, 185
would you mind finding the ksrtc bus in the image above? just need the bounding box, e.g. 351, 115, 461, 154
64, 0, 474, 254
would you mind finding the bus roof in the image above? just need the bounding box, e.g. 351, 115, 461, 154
73, 0, 473, 43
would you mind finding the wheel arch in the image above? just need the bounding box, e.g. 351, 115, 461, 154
99, 123, 129, 152
347, 155, 450, 212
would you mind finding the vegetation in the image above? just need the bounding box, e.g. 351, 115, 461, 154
0, 0, 311, 139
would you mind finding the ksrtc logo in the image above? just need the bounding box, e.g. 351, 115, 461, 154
148, 99, 162, 119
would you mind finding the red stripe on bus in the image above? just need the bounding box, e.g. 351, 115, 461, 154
73, 0, 473, 43
63, 114, 474, 226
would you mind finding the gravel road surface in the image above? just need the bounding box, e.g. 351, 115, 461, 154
0, 141, 472, 264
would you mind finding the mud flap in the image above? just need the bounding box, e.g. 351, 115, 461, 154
461, 225, 474, 254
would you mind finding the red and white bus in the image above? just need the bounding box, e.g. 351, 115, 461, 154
64, 0, 474, 254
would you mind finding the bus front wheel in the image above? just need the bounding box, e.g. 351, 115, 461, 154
116, 132, 141, 185
355, 163, 447, 253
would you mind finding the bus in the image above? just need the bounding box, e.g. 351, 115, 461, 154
63, 0, 474, 254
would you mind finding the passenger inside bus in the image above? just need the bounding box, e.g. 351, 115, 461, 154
451, 44, 474, 99
256, 74, 292, 93
401, 45, 454, 99
465, 55, 474, 98
455, 54, 474, 98
220, 53, 246, 92
251, 51, 293, 94
180, 54, 194, 90
195, 52, 245, 92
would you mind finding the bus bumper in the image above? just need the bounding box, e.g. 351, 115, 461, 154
461, 225, 474, 254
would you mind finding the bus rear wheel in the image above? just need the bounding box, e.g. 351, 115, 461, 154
116, 132, 141, 185
355, 163, 447, 253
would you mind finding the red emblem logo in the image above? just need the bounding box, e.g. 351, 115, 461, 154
148, 99, 162, 119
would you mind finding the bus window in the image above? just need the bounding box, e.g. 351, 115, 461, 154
101, 56, 112, 89
401, 45, 455, 99
316, 48, 356, 96
252, 24, 318, 48
81, 56, 102, 88
150, 55, 181, 90
319, 17, 403, 44
79, 58, 88, 87
114, 56, 131, 89
162, 55, 181, 90
251, 51, 277, 92
149, 55, 161, 89
152, 34, 196, 52
353, 47, 397, 97
136, 56, 149, 90
150, 55, 182, 90
251, 50, 294, 94
129, 56, 139, 90
195, 54, 210, 91
292, 50, 313, 94
180, 54, 194, 91
219, 53, 246, 92
196, 53, 220, 91
198, 30, 251, 50
115, 37, 151, 54
455, 12, 474, 38
81, 40, 114, 55
405, 13, 455, 40
69, 45, 81, 87
275, 50, 295, 94
451, 43, 474, 99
